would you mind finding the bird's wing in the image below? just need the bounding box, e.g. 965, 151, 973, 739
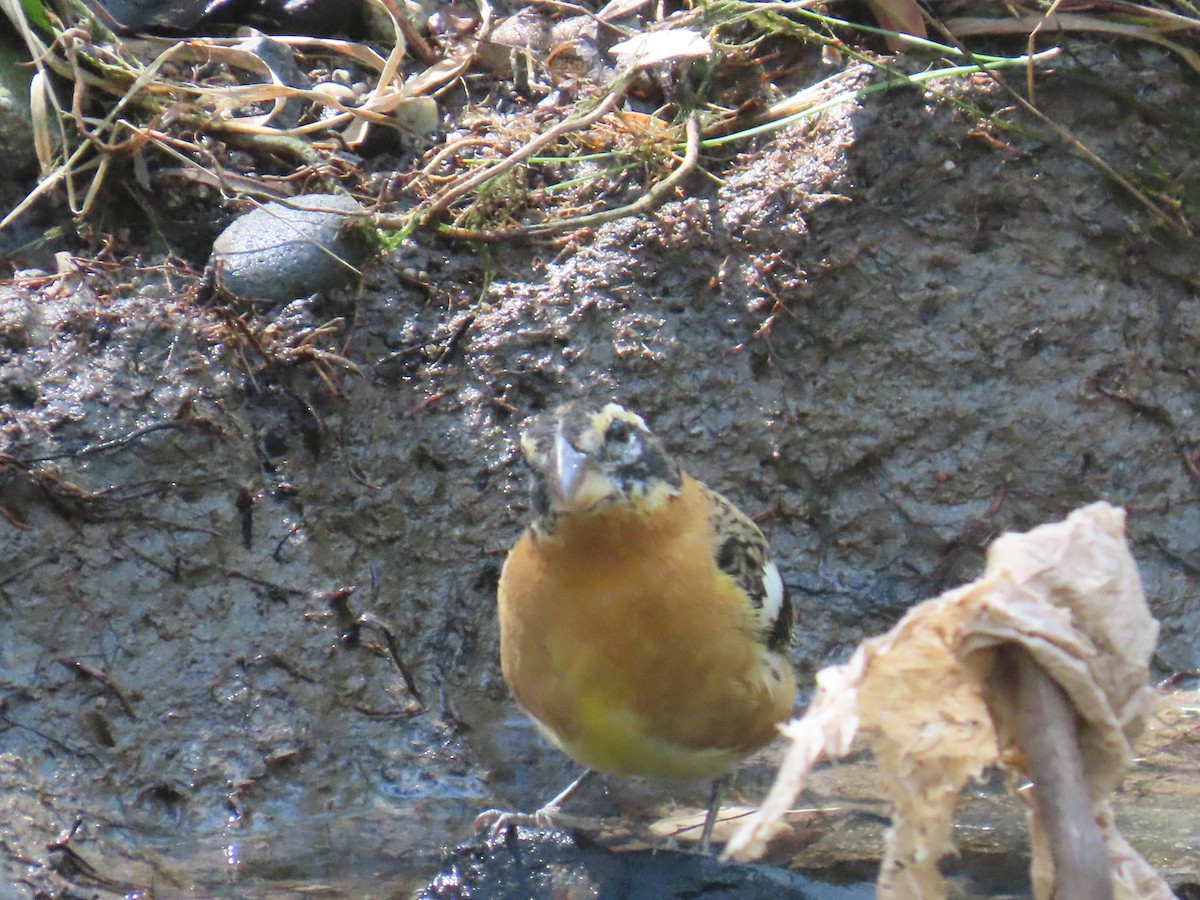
700, 483, 794, 652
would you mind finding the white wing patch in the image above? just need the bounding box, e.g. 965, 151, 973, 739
760, 561, 785, 635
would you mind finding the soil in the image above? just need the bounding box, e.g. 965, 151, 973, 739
0, 23, 1198, 900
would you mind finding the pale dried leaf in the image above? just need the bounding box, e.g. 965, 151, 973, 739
610, 29, 711, 71
726, 503, 1176, 900
30, 70, 55, 176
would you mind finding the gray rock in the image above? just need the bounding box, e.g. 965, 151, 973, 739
0, 38, 38, 181
86, 0, 211, 31
208, 193, 373, 303
235, 32, 311, 129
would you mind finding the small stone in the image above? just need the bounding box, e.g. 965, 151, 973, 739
208, 194, 373, 304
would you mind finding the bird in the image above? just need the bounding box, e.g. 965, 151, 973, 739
478, 400, 796, 851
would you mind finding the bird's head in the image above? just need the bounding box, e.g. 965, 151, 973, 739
519, 401, 683, 519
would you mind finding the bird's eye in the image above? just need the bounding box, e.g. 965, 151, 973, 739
605, 419, 632, 444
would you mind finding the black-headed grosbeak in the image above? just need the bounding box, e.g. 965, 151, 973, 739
482, 401, 796, 849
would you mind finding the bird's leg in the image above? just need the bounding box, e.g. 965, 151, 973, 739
534, 769, 595, 825
474, 769, 597, 841
698, 773, 731, 853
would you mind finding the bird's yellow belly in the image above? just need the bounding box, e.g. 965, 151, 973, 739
526, 688, 749, 781
498, 492, 796, 781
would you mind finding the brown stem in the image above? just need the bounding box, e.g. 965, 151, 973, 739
994, 644, 1113, 900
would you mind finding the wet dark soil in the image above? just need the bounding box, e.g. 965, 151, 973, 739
1, 35, 1198, 899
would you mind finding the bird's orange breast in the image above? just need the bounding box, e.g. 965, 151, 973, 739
498, 475, 796, 781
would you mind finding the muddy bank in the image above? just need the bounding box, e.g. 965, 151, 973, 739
1, 40, 1198, 898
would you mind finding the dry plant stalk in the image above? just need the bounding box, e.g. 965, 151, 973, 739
726, 502, 1177, 900
1, 0, 493, 228
423, 112, 701, 241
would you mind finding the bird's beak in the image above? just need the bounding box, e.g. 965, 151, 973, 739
552, 433, 589, 507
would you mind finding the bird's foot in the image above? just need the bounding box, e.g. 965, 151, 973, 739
475, 770, 596, 841
474, 803, 590, 842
